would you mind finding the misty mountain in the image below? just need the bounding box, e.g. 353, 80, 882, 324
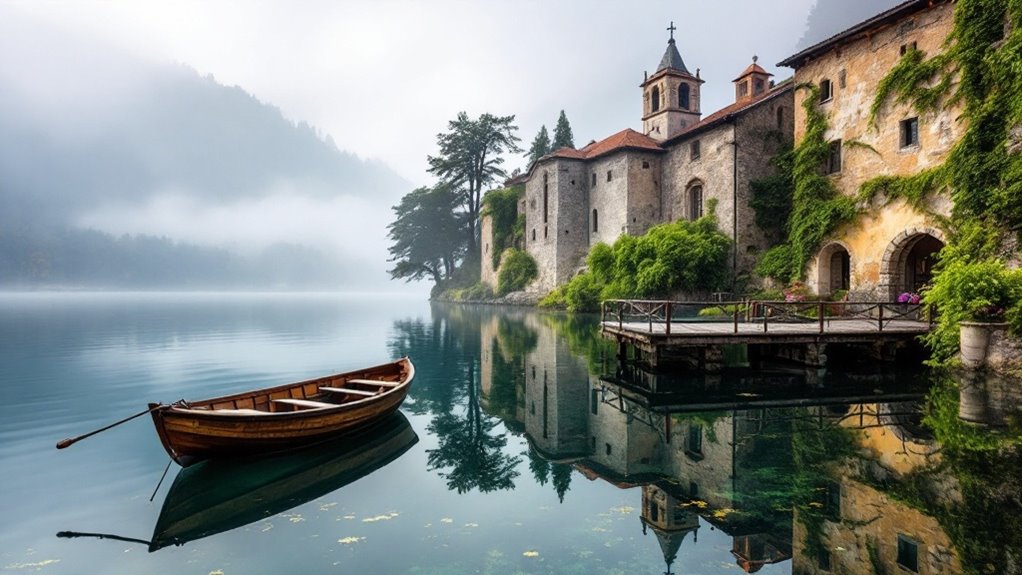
796, 0, 904, 51
0, 12, 410, 290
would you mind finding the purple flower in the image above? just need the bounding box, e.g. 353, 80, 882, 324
898, 292, 920, 304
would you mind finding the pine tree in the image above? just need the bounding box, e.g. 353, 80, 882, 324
525, 125, 551, 166
552, 110, 575, 149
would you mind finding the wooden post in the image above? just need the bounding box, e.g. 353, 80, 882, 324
733, 305, 739, 334
665, 302, 672, 336
818, 301, 825, 334
878, 303, 884, 332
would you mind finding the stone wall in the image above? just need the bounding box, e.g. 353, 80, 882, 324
588, 154, 632, 246
480, 213, 498, 289
791, 1, 961, 298
524, 158, 590, 293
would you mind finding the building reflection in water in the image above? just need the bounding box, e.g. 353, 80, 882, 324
475, 308, 1003, 574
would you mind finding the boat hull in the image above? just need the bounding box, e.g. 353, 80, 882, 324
149, 358, 414, 466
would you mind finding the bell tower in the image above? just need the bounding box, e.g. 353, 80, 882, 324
641, 22, 704, 142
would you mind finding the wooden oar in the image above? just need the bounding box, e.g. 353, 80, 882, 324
57, 530, 151, 546
56, 403, 171, 450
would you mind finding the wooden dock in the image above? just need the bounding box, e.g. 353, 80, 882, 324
600, 299, 933, 368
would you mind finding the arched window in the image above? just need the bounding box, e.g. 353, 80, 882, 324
688, 184, 703, 221
776, 106, 784, 130
592, 209, 599, 233
679, 84, 690, 110
651, 86, 661, 113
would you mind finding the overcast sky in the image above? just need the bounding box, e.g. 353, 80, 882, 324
4, 0, 845, 184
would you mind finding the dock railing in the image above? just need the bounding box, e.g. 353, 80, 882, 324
600, 299, 933, 335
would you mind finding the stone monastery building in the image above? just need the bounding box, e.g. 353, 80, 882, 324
494, 28, 794, 294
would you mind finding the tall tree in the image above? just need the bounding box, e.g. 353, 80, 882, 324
387, 185, 466, 285
427, 112, 521, 257
552, 110, 575, 149
525, 125, 551, 167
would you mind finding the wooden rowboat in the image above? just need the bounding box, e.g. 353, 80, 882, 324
149, 357, 414, 466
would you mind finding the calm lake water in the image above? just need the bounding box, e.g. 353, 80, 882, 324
1, 293, 1019, 574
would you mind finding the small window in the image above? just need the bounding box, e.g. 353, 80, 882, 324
679, 83, 690, 109
642, 160, 650, 169
544, 226, 548, 239
900, 41, 917, 56
606, 170, 612, 182
592, 209, 599, 233
605, 443, 612, 456
687, 425, 703, 456
688, 185, 703, 220
651, 85, 661, 113
897, 535, 919, 572
690, 140, 701, 160
737, 81, 749, 98
826, 140, 842, 174
900, 117, 919, 148
591, 172, 596, 186
820, 79, 833, 102
531, 229, 536, 241
590, 388, 599, 414
818, 551, 832, 571
753, 77, 764, 95
776, 106, 785, 129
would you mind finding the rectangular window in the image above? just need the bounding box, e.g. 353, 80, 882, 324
606, 170, 612, 182
897, 535, 920, 572
687, 425, 703, 455
826, 139, 842, 174
690, 140, 701, 160
900, 41, 918, 56
642, 160, 650, 169
900, 117, 919, 148
591, 172, 596, 186
820, 78, 833, 102
590, 388, 599, 414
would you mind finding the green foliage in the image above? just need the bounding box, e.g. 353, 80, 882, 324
427, 112, 522, 257
749, 146, 795, 242
481, 187, 523, 269
525, 125, 551, 167
388, 185, 467, 284
922, 250, 1022, 362
552, 110, 575, 149
869, 46, 952, 127
495, 248, 537, 296
857, 165, 948, 211
542, 212, 731, 311
753, 84, 856, 283
443, 282, 494, 302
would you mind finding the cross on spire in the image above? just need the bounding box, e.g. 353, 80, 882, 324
667, 21, 677, 41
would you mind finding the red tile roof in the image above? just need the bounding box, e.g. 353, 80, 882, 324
733, 62, 773, 82
544, 128, 663, 162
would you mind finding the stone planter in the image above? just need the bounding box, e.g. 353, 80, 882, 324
959, 321, 1010, 369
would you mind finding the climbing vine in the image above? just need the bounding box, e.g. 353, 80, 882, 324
755, 84, 856, 282
862, 0, 1022, 362
481, 186, 525, 269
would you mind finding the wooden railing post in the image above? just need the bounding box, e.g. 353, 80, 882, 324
878, 303, 884, 332
665, 302, 672, 336
818, 301, 825, 334
733, 304, 739, 334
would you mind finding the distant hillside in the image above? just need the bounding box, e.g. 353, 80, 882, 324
796, 0, 904, 51
0, 11, 409, 290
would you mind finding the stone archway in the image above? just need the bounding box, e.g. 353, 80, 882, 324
880, 228, 946, 300
816, 242, 851, 296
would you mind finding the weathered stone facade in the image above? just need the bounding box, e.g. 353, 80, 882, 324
780, 0, 960, 299
492, 35, 794, 296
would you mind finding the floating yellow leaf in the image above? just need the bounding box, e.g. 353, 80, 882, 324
338, 536, 365, 545
523, 551, 540, 557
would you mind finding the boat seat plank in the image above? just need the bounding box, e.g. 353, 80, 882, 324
319, 387, 377, 396
348, 379, 400, 387
272, 398, 336, 409
215, 408, 269, 415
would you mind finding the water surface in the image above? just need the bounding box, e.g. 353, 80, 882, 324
1, 293, 1018, 574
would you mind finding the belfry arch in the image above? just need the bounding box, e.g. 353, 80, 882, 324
879, 228, 945, 300
815, 242, 850, 296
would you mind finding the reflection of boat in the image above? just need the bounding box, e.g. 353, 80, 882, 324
149, 411, 418, 552
150, 357, 414, 466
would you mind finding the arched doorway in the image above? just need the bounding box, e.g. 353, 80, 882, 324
881, 229, 945, 299
816, 242, 850, 296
